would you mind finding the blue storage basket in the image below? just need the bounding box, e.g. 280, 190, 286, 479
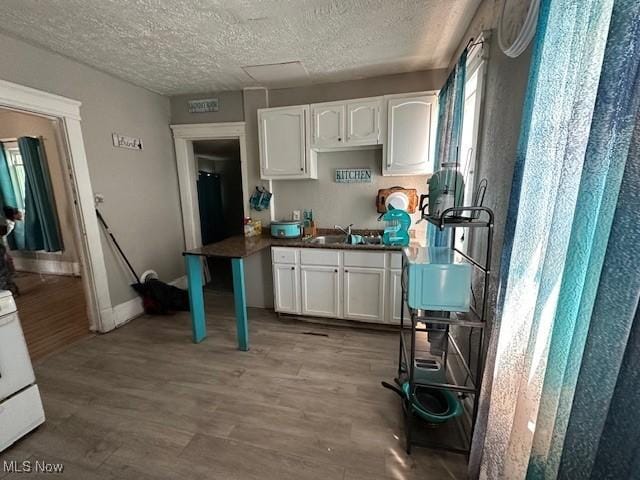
403, 246, 471, 311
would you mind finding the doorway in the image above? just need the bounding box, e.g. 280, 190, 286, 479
0, 107, 89, 360
193, 139, 244, 292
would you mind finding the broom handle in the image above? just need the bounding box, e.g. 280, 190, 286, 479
95, 209, 141, 284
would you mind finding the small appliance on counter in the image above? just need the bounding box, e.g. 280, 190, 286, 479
381, 208, 411, 246
270, 220, 303, 238
420, 163, 465, 218
0, 290, 45, 452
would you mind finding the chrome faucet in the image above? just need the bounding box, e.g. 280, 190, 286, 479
335, 224, 354, 237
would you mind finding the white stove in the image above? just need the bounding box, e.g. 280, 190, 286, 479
0, 290, 45, 452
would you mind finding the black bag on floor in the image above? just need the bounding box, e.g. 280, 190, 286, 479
131, 279, 190, 314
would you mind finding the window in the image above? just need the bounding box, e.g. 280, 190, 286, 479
3, 143, 26, 210
456, 44, 486, 252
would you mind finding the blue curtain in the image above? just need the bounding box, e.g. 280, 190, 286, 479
18, 137, 63, 252
0, 144, 25, 250
428, 49, 467, 247
470, 0, 640, 478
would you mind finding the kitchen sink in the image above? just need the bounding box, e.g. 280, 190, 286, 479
306, 234, 348, 245
305, 234, 383, 246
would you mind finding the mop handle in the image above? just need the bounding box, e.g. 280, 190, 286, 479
95, 208, 141, 284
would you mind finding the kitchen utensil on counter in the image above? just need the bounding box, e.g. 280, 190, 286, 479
376, 187, 418, 213
270, 220, 303, 238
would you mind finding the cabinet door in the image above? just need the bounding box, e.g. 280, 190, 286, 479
259, 106, 308, 178
344, 267, 386, 323
389, 269, 409, 324
273, 264, 300, 314
301, 266, 340, 318
311, 103, 345, 148
383, 94, 437, 176
346, 98, 381, 146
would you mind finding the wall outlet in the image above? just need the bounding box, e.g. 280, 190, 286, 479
292, 210, 301, 221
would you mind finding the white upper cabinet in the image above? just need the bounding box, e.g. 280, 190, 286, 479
383, 93, 438, 176
258, 105, 317, 180
310, 97, 382, 149
311, 102, 345, 148
346, 98, 381, 146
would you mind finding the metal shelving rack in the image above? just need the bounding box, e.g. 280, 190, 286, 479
398, 206, 494, 455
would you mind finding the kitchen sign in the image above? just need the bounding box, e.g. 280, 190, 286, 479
335, 168, 372, 183
188, 98, 219, 113
112, 133, 143, 150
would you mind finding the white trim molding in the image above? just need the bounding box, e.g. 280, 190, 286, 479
13, 257, 81, 276
0, 79, 82, 120
170, 122, 250, 250
0, 79, 114, 332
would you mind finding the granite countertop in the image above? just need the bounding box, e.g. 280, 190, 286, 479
183, 230, 410, 258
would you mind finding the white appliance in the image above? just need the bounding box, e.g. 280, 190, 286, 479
0, 290, 45, 452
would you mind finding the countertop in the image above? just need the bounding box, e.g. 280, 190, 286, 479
183, 233, 407, 258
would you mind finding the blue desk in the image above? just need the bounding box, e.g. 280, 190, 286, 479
183, 235, 273, 351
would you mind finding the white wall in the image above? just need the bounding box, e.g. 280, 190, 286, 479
273, 149, 428, 237
0, 32, 185, 306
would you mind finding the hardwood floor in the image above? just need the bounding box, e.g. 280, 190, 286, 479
14, 272, 91, 362
0, 292, 467, 479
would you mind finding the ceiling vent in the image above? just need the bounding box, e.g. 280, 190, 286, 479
241, 61, 310, 86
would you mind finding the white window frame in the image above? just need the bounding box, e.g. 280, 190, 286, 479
456, 38, 488, 253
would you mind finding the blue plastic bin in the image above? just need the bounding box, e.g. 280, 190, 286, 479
403, 246, 471, 311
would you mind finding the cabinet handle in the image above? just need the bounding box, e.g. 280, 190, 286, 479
338, 137, 342, 142
291, 266, 295, 270
300, 167, 304, 171
334, 269, 338, 273
345, 269, 349, 273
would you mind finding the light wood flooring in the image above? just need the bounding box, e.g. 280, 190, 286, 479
0, 292, 467, 479
14, 272, 91, 362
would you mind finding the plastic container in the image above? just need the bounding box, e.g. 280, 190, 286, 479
403, 246, 471, 311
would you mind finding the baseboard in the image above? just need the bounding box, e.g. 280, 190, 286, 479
169, 275, 187, 289
112, 296, 143, 328
111, 274, 187, 328
13, 257, 81, 276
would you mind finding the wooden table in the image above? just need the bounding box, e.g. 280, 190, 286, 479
183, 235, 273, 351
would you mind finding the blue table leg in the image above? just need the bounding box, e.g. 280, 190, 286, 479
185, 254, 206, 343
231, 257, 249, 351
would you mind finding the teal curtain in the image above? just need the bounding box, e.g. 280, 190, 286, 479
0, 143, 25, 250
470, 0, 640, 478
429, 49, 467, 247
18, 137, 63, 252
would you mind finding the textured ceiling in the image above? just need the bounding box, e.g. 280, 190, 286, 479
0, 0, 481, 95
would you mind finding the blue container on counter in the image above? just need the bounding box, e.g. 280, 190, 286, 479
403, 246, 471, 311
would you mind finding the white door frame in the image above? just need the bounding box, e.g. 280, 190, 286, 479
170, 122, 249, 250
0, 79, 115, 332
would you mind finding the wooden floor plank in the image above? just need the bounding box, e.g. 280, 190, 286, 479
13, 272, 91, 362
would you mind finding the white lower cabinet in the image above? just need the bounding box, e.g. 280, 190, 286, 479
273, 263, 300, 314
301, 266, 340, 318
343, 267, 386, 323
272, 247, 401, 324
